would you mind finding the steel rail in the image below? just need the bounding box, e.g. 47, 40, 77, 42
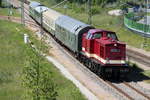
106, 81, 134, 100
127, 48, 150, 67
123, 82, 150, 100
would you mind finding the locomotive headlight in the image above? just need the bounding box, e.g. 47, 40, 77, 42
114, 43, 117, 46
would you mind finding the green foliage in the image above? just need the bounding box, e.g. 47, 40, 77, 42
0, 8, 20, 17
0, 0, 2, 7
0, 71, 12, 84
72, 4, 85, 13
91, 6, 100, 15
22, 44, 58, 100
142, 70, 150, 83
0, 20, 28, 100
39, 71, 58, 100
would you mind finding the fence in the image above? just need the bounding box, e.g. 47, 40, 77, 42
124, 12, 150, 37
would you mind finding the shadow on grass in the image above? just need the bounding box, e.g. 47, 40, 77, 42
126, 64, 150, 82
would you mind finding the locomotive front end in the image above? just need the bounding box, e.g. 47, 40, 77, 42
81, 29, 130, 79
103, 40, 130, 79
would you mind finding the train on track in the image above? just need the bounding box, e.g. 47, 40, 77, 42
29, 1, 130, 79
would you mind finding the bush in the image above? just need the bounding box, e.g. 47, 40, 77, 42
22, 44, 58, 100
70, 3, 85, 13
91, 6, 100, 15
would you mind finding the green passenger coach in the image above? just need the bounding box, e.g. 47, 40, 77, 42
55, 16, 93, 52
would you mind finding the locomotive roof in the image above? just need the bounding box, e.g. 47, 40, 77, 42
96, 37, 125, 45
34, 6, 49, 13
29, 1, 41, 8
88, 29, 115, 34
56, 15, 90, 34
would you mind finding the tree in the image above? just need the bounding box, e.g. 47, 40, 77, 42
0, 0, 2, 7
22, 43, 57, 100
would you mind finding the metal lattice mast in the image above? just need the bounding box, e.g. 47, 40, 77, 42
87, 0, 92, 24
21, 0, 25, 25
40, 6, 43, 35
7, 0, 11, 17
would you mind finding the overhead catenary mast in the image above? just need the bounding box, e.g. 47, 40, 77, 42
21, 0, 25, 25
40, 6, 43, 35
87, 0, 92, 24
7, 0, 12, 18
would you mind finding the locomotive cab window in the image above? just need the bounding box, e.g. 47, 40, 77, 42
107, 32, 118, 40
92, 33, 102, 39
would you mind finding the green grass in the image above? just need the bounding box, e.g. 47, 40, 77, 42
0, 8, 20, 17
147, 13, 150, 16
0, 20, 27, 100
33, 0, 150, 51
142, 70, 150, 83
0, 20, 86, 100
143, 70, 150, 76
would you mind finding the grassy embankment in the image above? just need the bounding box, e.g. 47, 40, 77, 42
0, 20, 86, 100
33, 0, 150, 51
0, 8, 20, 17
142, 70, 150, 83
0, 0, 20, 17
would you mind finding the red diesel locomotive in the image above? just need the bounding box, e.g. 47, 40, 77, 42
80, 29, 129, 78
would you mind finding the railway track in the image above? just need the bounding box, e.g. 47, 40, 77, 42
123, 82, 150, 100
107, 81, 150, 100
1, 3, 150, 100
126, 48, 150, 67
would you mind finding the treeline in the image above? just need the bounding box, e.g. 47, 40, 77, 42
52, 0, 145, 5
69, 0, 117, 4
53, 0, 127, 4
0, 0, 2, 7
51, 0, 118, 5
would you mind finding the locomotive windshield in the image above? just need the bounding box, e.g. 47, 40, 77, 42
86, 32, 102, 39
92, 33, 102, 39
107, 32, 118, 40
